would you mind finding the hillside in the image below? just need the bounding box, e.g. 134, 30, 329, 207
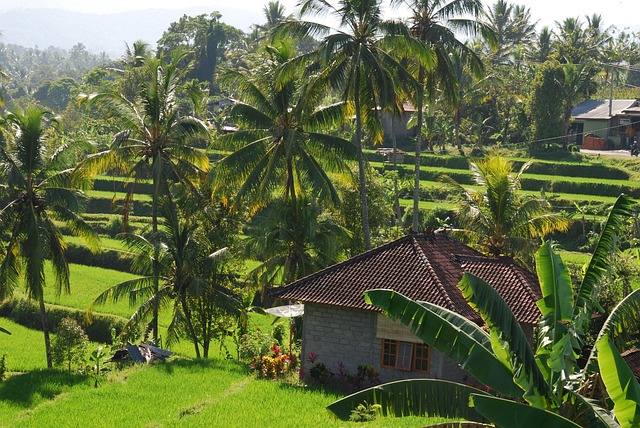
0, 7, 261, 56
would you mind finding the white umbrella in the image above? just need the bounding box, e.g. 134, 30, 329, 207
264, 304, 304, 355
265, 304, 304, 318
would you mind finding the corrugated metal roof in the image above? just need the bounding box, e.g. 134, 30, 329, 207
272, 233, 541, 326
571, 99, 637, 120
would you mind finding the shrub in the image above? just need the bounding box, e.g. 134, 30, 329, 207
65, 243, 134, 273
238, 329, 274, 362
52, 317, 89, 372
349, 401, 381, 422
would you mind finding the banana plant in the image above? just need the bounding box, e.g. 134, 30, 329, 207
328, 195, 639, 427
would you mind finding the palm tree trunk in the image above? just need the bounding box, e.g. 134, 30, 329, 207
354, 65, 372, 250
151, 156, 161, 343
39, 297, 53, 368
413, 73, 425, 232
180, 293, 201, 359
391, 123, 401, 235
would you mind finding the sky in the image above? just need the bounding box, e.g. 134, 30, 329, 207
0, 0, 637, 32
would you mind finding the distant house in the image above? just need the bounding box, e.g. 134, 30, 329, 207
379, 101, 417, 142
272, 233, 541, 383
570, 99, 640, 148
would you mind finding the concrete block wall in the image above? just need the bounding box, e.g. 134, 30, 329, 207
301, 303, 464, 383
301, 303, 379, 376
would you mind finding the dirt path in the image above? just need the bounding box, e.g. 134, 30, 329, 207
580, 148, 635, 158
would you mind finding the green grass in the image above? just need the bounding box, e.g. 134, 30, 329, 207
85, 189, 153, 202
40, 264, 138, 320
0, 319, 52, 372
0, 359, 445, 427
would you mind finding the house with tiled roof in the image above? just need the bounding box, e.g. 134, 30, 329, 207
272, 232, 542, 383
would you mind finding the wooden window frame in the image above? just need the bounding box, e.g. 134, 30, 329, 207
380, 339, 430, 373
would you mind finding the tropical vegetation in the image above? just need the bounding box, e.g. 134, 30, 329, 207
1, 0, 640, 426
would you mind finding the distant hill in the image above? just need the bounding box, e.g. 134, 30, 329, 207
0, 7, 262, 58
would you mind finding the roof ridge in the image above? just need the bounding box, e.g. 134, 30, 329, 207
411, 235, 458, 312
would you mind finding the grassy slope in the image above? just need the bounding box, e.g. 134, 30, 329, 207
0, 358, 445, 428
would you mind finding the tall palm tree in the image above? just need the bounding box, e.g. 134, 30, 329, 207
90, 198, 233, 358
78, 51, 210, 341
482, 0, 536, 60
440, 154, 570, 265
391, 0, 492, 231
263, 1, 288, 30
0, 106, 97, 368
215, 40, 356, 211
277, 0, 419, 250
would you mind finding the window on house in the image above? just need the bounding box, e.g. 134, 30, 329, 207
381, 339, 430, 372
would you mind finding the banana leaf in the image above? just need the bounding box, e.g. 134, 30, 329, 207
327, 379, 489, 422
364, 289, 523, 398
584, 288, 640, 376
596, 336, 640, 428
575, 195, 635, 317
563, 391, 619, 428
458, 274, 551, 405
470, 394, 582, 427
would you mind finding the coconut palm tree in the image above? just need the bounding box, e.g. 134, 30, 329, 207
390, 0, 492, 231
78, 50, 210, 341
0, 106, 97, 368
215, 40, 356, 211
276, 0, 420, 249
440, 154, 570, 265
482, 0, 536, 60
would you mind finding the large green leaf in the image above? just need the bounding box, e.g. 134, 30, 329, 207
536, 241, 574, 322
596, 336, 640, 428
535, 242, 580, 394
364, 289, 523, 398
327, 379, 489, 422
470, 394, 582, 427
0, 326, 10, 335
584, 288, 640, 376
458, 274, 551, 405
575, 195, 635, 317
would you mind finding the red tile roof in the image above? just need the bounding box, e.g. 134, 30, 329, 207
622, 348, 640, 381
272, 233, 542, 325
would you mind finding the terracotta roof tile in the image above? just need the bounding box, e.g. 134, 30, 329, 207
622, 348, 640, 381
272, 233, 542, 325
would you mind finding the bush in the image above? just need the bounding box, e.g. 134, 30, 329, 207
0, 298, 130, 343
65, 242, 134, 273
52, 317, 89, 372
238, 328, 275, 362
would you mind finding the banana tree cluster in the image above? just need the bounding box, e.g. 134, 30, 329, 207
328, 195, 640, 427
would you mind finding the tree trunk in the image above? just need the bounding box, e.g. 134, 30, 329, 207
413, 74, 425, 233
151, 157, 160, 343
391, 122, 401, 235
354, 65, 371, 250
39, 297, 53, 369
180, 292, 201, 359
